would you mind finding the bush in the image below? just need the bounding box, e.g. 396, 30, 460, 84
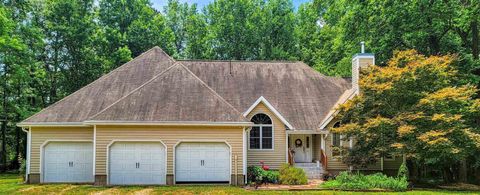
279, 163, 308, 185
247, 165, 279, 184
397, 162, 408, 180
322, 171, 408, 191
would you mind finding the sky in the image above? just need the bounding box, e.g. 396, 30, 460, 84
151, 0, 312, 12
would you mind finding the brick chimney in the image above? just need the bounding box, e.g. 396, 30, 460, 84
352, 42, 375, 94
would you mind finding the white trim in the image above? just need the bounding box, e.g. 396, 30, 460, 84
242, 128, 247, 176
19, 121, 253, 127
40, 140, 94, 183
243, 96, 294, 130
320, 134, 325, 150
85, 121, 252, 126
17, 122, 88, 127
173, 140, 232, 185
285, 130, 288, 163
106, 139, 168, 185
93, 125, 96, 176
24, 127, 31, 180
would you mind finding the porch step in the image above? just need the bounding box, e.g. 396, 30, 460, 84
295, 163, 325, 179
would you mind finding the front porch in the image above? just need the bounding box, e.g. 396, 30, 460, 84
287, 132, 328, 179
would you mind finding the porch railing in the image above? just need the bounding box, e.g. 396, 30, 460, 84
320, 149, 328, 170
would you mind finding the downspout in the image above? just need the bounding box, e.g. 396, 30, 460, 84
21, 127, 30, 183
243, 127, 251, 185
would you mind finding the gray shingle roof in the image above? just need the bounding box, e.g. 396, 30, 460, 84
20, 47, 351, 129
89, 63, 248, 123
21, 47, 175, 123
181, 60, 351, 130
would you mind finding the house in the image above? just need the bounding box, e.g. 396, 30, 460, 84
18, 46, 402, 186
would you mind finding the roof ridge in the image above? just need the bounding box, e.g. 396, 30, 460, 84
88, 63, 181, 120
177, 62, 248, 121
152, 46, 176, 63
178, 59, 300, 63
22, 46, 170, 123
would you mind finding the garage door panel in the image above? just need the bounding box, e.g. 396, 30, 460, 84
109, 142, 166, 185
43, 142, 93, 183
175, 142, 230, 183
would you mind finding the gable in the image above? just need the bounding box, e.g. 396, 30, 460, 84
20, 47, 175, 125
88, 63, 248, 123
243, 96, 293, 129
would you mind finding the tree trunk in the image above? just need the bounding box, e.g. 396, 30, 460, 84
409, 161, 419, 182
472, 20, 479, 60
1, 121, 6, 173
459, 159, 467, 183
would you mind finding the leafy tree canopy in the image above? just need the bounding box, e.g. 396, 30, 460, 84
332, 50, 480, 170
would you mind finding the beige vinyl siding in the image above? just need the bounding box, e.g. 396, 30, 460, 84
359, 58, 374, 67
325, 131, 349, 170
29, 127, 94, 173
95, 125, 244, 175
246, 103, 286, 169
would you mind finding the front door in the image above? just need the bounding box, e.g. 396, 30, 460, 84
290, 134, 312, 163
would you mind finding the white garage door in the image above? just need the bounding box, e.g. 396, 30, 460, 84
109, 142, 166, 185
43, 142, 93, 183
175, 142, 230, 183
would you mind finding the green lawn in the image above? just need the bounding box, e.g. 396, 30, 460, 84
0, 174, 477, 195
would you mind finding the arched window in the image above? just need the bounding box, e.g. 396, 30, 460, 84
249, 113, 273, 150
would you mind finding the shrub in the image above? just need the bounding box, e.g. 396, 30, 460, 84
279, 163, 308, 185
247, 165, 279, 184
397, 162, 408, 180
263, 170, 279, 183
322, 171, 408, 191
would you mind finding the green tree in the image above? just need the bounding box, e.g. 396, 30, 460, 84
257, 0, 297, 60
332, 50, 480, 182
205, 0, 262, 60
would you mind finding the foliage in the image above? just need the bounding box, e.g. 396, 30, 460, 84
0, 0, 478, 175
322, 171, 408, 191
247, 165, 279, 184
332, 50, 480, 181
278, 163, 307, 185
397, 162, 409, 180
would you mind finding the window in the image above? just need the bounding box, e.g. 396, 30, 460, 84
332, 122, 342, 157
384, 153, 395, 161
249, 113, 273, 150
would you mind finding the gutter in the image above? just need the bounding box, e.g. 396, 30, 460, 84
18, 121, 254, 127
21, 127, 30, 183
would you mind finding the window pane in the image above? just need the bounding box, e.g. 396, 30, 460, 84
262, 138, 272, 149
250, 138, 260, 149
333, 133, 341, 147
251, 114, 272, 124
262, 126, 272, 137
250, 127, 260, 137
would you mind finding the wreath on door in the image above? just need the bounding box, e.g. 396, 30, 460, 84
295, 139, 303, 147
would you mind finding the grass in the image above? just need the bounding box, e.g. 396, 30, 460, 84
0, 174, 478, 195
